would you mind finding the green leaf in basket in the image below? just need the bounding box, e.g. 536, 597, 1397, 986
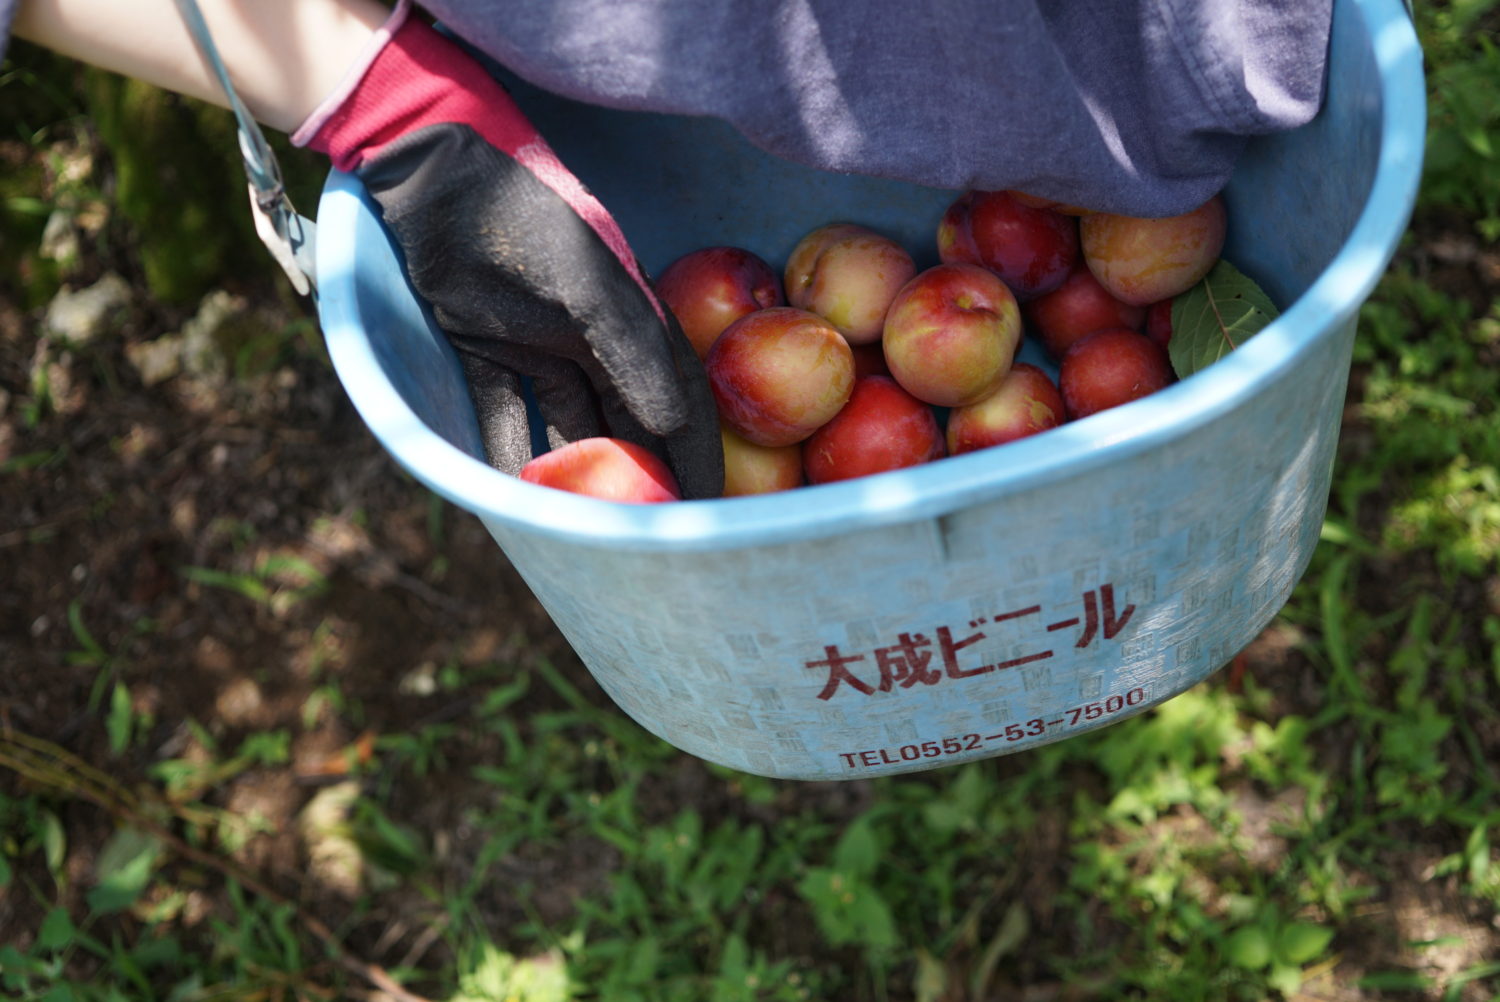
1168, 259, 1281, 379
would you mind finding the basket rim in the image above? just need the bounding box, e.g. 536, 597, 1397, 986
314, 0, 1427, 553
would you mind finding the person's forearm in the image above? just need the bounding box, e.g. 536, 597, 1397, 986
14, 0, 392, 133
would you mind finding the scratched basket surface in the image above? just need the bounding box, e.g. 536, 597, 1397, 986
314, 0, 1426, 780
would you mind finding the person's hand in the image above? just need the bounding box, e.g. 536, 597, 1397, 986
297, 3, 723, 498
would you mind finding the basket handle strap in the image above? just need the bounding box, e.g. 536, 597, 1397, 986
172, 0, 319, 298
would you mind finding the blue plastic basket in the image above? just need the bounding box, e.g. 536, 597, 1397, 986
314, 0, 1425, 780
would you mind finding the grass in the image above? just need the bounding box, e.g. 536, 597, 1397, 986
3, 2, 1499, 1000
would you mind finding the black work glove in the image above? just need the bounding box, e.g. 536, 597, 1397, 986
297, 5, 722, 499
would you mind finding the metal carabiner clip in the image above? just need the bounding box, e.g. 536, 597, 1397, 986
172, 0, 318, 298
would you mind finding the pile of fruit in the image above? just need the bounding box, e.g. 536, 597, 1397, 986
521, 189, 1244, 502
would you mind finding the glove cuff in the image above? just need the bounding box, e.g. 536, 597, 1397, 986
293, 1, 543, 175
290, 0, 412, 154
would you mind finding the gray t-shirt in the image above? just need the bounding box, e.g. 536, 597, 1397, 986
0, 0, 1331, 216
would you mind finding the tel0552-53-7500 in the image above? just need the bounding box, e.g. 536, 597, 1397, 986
835, 685, 1150, 771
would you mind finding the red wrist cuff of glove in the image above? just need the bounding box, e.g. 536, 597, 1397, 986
294, 0, 543, 173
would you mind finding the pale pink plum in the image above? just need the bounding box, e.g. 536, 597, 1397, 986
946, 363, 1066, 455
519, 437, 680, 503
1007, 189, 1093, 217
937, 189, 1080, 300
1145, 298, 1174, 350
1024, 262, 1147, 362
655, 246, 784, 359
706, 306, 855, 447
1058, 328, 1174, 420
882, 263, 1022, 408
1080, 195, 1227, 306
784, 223, 917, 344
720, 421, 804, 496
804, 376, 944, 484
